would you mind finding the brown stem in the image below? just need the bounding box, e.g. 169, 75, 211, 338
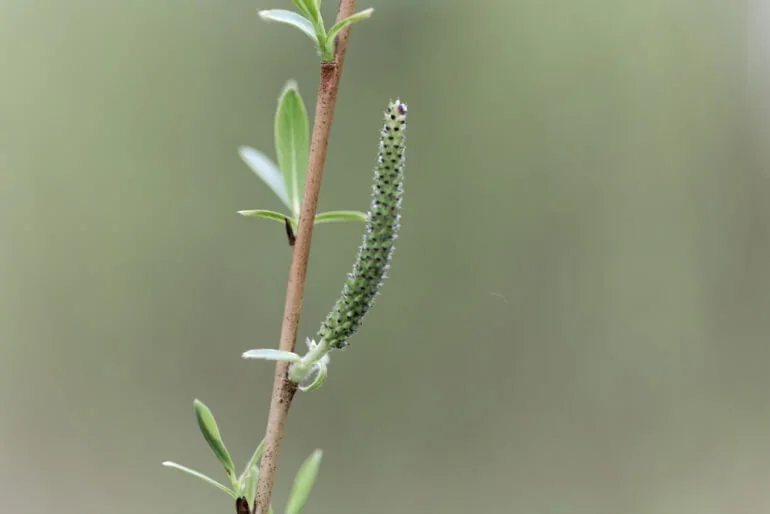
253, 2, 358, 513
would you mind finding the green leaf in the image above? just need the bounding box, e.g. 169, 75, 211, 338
314, 210, 367, 224
274, 81, 310, 218
297, 361, 327, 392
324, 8, 374, 57
285, 450, 323, 514
162, 461, 237, 498
237, 209, 295, 227
238, 438, 266, 486
243, 466, 259, 506
242, 349, 301, 362
238, 439, 265, 499
290, 0, 311, 17
293, 0, 321, 27
193, 400, 237, 489
238, 146, 291, 210
258, 10, 317, 43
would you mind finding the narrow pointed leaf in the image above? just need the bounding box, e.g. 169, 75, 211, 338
324, 8, 374, 56
293, 0, 322, 27
285, 450, 323, 514
314, 210, 367, 224
238, 438, 266, 485
291, 0, 311, 17
242, 349, 301, 362
193, 400, 237, 488
238, 438, 265, 497
238, 146, 291, 210
238, 209, 294, 227
275, 81, 310, 218
162, 461, 237, 498
243, 466, 259, 505
258, 10, 317, 42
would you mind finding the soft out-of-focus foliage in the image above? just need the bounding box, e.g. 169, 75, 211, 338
1, 1, 769, 514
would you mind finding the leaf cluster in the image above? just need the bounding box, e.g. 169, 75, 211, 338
163, 400, 323, 514
260, 0, 373, 61
239, 80, 366, 233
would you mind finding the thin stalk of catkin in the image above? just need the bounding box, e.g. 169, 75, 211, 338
317, 100, 408, 350
253, 2, 358, 513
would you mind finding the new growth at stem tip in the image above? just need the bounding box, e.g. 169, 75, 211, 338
258, 2, 374, 61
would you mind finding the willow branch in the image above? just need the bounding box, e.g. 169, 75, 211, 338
253, 2, 358, 513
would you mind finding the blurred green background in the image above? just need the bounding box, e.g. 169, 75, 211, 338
2, 1, 769, 513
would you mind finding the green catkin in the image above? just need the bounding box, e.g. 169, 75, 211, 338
317, 100, 408, 350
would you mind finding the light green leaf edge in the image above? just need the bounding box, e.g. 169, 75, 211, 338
294, 0, 322, 27
237, 210, 296, 229
238, 438, 265, 499
162, 461, 236, 498
242, 349, 301, 362
285, 450, 323, 514
238, 438, 266, 485
291, 0, 311, 18
238, 147, 291, 211
314, 210, 367, 224
297, 362, 327, 392
193, 399, 237, 489
275, 81, 310, 219
243, 466, 260, 507
324, 8, 374, 57
258, 10, 316, 43
239, 209, 365, 228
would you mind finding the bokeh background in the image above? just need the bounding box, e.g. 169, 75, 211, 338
2, 1, 770, 513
